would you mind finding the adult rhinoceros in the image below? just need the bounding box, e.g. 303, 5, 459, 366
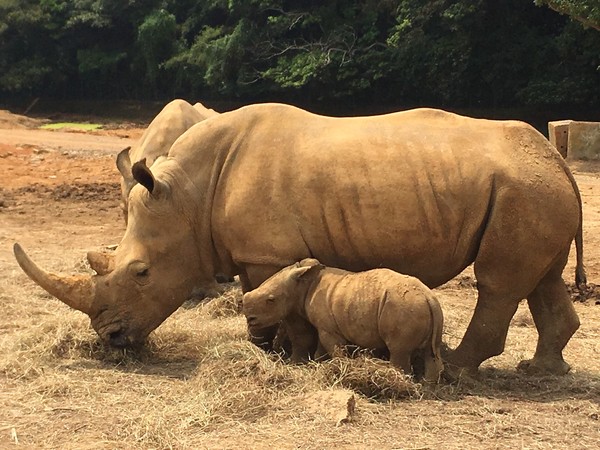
115, 99, 218, 222
14, 104, 585, 376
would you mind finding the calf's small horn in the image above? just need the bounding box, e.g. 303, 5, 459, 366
13, 243, 95, 314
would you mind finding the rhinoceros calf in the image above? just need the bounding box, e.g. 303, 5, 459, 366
243, 259, 444, 382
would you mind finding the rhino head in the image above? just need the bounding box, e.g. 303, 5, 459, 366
242, 259, 324, 331
14, 159, 218, 347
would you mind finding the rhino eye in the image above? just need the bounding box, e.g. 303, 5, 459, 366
267, 295, 275, 303
128, 261, 150, 285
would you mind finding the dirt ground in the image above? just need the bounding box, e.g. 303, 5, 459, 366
1, 108, 599, 449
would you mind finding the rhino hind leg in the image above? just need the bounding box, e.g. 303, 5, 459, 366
389, 350, 413, 376
446, 185, 579, 377
422, 338, 444, 383
519, 256, 579, 375
423, 356, 444, 383
445, 291, 521, 377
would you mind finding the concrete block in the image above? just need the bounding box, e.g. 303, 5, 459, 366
548, 120, 572, 158
567, 121, 600, 161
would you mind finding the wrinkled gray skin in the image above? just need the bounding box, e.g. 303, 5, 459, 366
243, 258, 444, 382
15, 103, 585, 377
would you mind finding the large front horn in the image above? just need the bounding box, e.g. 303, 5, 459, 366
13, 243, 95, 314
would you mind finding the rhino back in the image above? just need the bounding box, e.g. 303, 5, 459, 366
159, 104, 577, 287
200, 104, 576, 287
305, 268, 430, 349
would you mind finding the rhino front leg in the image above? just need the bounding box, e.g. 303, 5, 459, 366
314, 341, 330, 361
284, 316, 318, 363
520, 262, 579, 375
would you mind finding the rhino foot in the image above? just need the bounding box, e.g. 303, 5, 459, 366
517, 357, 571, 375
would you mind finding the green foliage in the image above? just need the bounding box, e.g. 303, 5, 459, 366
535, 0, 600, 30
0, 58, 53, 92
136, 9, 178, 90
77, 48, 127, 73
0, 0, 598, 108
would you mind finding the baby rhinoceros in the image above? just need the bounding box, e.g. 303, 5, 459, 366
242, 258, 445, 382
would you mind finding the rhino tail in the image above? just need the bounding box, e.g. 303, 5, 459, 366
560, 161, 587, 290
426, 294, 444, 365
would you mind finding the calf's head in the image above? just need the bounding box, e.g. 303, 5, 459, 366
242, 259, 324, 330
14, 159, 216, 347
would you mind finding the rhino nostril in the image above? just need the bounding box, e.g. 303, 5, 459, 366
108, 329, 128, 348
246, 316, 258, 326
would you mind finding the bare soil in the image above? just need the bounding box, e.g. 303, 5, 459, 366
1, 108, 599, 449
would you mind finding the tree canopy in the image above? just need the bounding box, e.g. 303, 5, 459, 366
0, 0, 598, 109
536, 0, 600, 30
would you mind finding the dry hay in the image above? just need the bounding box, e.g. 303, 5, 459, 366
2, 278, 600, 449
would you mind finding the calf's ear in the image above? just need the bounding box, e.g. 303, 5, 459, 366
298, 258, 323, 268
290, 264, 323, 282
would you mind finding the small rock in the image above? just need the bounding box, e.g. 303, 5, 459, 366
293, 389, 356, 426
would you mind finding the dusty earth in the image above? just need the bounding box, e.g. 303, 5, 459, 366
1, 107, 600, 449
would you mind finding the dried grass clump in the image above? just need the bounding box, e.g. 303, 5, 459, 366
198, 286, 242, 318
0, 313, 95, 378
312, 353, 422, 401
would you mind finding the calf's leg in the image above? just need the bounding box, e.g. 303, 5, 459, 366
422, 352, 444, 383
284, 316, 318, 363
389, 350, 413, 376
317, 329, 349, 358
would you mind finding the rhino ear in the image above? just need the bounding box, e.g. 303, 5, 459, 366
131, 158, 166, 197
116, 147, 132, 178
87, 251, 115, 276
298, 258, 323, 268
290, 263, 323, 282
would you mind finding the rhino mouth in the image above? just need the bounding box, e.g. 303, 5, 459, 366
107, 329, 130, 348
95, 319, 143, 348
246, 316, 258, 325
247, 316, 267, 330
247, 316, 276, 334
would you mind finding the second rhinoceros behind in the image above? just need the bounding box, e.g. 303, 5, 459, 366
115, 99, 218, 223
242, 258, 444, 382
